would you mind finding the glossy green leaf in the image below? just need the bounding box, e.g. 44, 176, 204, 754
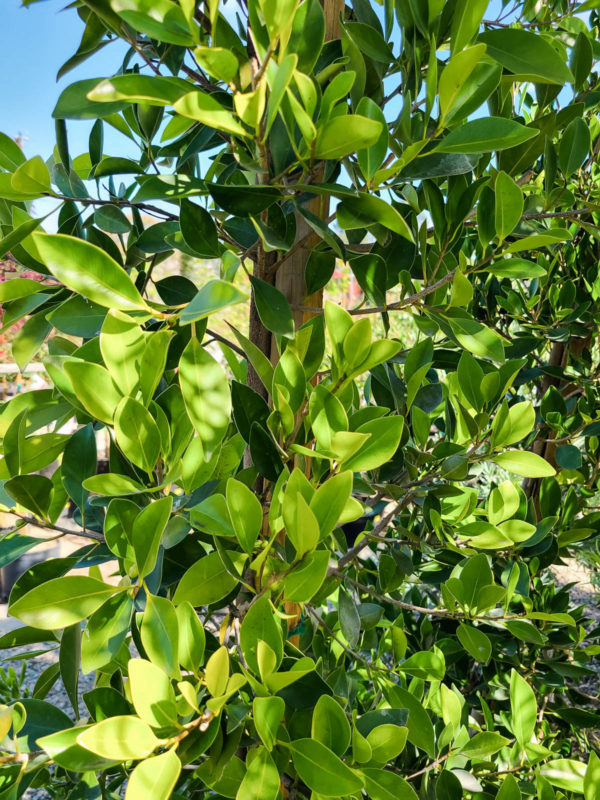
128, 658, 178, 728
254, 696, 284, 751
236, 746, 280, 800
34, 233, 148, 311
140, 594, 180, 679
10, 577, 121, 630
435, 118, 538, 154
111, 0, 194, 45
226, 478, 262, 553
313, 115, 383, 159
179, 338, 231, 458
510, 669, 536, 748
180, 280, 247, 325
88, 74, 190, 106
174, 91, 247, 136
114, 396, 161, 475
249, 276, 294, 338
495, 171, 523, 242
361, 768, 418, 800
479, 28, 574, 84
289, 738, 364, 796
493, 450, 556, 477
337, 194, 413, 242
312, 695, 351, 756
559, 117, 590, 176
132, 496, 173, 578
175, 601, 205, 673
78, 715, 159, 760
485, 259, 546, 279
173, 550, 239, 606
240, 595, 283, 676
457, 623, 492, 664
126, 748, 181, 800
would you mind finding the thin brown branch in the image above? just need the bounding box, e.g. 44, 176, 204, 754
6, 513, 104, 543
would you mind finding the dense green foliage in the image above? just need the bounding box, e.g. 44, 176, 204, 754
1, 0, 600, 798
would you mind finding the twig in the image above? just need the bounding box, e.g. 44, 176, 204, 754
44, 193, 177, 221
406, 751, 453, 781
205, 328, 246, 358
7, 513, 104, 543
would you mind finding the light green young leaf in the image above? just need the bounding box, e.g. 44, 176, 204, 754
313, 115, 383, 159
174, 91, 248, 136
236, 746, 280, 800
111, 0, 194, 46
125, 748, 181, 800
128, 658, 178, 728
439, 44, 486, 120
312, 695, 351, 756
78, 715, 159, 761
175, 601, 205, 673
180, 280, 247, 325
493, 450, 555, 478
254, 696, 285, 751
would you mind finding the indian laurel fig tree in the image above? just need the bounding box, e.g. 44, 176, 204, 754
0, 0, 599, 797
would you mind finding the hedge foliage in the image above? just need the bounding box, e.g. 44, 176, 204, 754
0, 0, 600, 798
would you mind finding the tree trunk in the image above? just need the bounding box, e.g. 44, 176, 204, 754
274, 0, 345, 643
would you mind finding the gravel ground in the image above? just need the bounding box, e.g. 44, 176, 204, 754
1, 642, 94, 800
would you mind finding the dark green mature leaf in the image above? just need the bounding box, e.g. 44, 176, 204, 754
179, 199, 220, 257
249, 276, 294, 338
208, 183, 282, 216
53, 79, 129, 119
0, 534, 42, 569
559, 117, 590, 176
62, 424, 96, 516
479, 29, 574, 84
14, 699, 72, 753
435, 118, 538, 154
337, 194, 413, 241
4, 475, 53, 518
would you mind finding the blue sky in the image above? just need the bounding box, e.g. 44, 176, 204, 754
3, 0, 127, 159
